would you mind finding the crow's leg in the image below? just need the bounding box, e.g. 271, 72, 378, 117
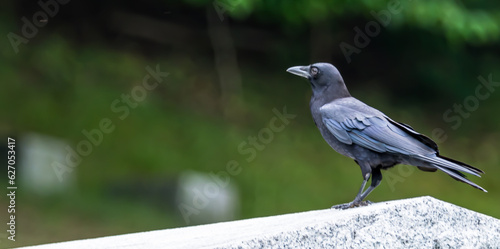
357, 167, 382, 202
332, 168, 382, 210
331, 172, 370, 209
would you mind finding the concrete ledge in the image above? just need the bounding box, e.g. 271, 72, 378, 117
18, 196, 500, 248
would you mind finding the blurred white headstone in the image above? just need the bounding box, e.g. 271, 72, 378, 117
176, 171, 239, 225
20, 133, 75, 195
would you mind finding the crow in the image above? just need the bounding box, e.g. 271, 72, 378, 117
286, 62, 486, 209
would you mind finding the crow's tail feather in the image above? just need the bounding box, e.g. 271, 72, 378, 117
438, 155, 484, 175
415, 154, 487, 192
416, 155, 482, 177
434, 165, 487, 192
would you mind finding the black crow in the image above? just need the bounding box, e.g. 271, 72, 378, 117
286, 62, 486, 209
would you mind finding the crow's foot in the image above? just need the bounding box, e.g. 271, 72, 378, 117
331, 200, 373, 210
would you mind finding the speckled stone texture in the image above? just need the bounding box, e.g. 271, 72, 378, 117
17, 196, 500, 249
227, 196, 500, 249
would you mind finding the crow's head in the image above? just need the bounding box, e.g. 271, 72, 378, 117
286, 62, 349, 97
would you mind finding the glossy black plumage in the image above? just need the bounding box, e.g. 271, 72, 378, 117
286, 62, 486, 209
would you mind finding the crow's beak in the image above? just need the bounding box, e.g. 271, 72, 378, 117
286, 65, 310, 79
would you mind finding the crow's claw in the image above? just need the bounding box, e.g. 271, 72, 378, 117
331, 200, 373, 210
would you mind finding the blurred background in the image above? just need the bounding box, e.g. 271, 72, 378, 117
1, 0, 500, 247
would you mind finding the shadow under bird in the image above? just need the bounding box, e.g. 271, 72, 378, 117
286, 62, 486, 209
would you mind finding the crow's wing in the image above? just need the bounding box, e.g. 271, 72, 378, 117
320, 98, 483, 177
320, 99, 435, 156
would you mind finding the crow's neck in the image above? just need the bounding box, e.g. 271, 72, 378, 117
310, 80, 351, 108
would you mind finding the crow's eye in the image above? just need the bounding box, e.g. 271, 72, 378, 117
311, 67, 319, 77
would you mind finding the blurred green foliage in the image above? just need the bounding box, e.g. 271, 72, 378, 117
200, 0, 500, 43
1, 0, 500, 247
